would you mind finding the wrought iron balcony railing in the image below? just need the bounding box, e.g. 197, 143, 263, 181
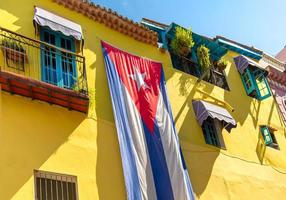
0, 27, 88, 95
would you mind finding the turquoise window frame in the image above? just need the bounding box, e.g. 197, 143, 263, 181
260, 126, 273, 145
241, 68, 255, 95
240, 67, 271, 100
253, 69, 272, 100
40, 27, 77, 89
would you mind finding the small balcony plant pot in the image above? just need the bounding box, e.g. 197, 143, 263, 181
3, 47, 28, 64
179, 46, 190, 57
215, 59, 227, 72
170, 26, 194, 58
1, 39, 28, 64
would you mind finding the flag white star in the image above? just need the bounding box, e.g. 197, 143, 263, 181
129, 67, 149, 90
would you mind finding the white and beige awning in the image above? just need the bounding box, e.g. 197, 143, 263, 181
33, 7, 83, 40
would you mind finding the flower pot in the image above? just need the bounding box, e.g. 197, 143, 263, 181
2, 47, 28, 64
215, 60, 227, 71
179, 46, 190, 57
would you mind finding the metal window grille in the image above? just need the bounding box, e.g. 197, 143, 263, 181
34, 170, 78, 200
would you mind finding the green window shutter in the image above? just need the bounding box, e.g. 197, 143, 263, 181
241, 68, 255, 95
260, 126, 273, 145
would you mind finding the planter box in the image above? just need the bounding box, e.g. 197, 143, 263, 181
1, 46, 28, 71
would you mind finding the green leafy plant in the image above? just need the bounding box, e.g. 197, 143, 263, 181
197, 45, 211, 78
170, 26, 194, 57
215, 58, 228, 71
2, 39, 25, 53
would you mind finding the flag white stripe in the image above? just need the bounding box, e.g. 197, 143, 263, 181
155, 92, 191, 200
121, 84, 157, 200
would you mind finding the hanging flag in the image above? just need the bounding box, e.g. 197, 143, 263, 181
102, 41, 195, 200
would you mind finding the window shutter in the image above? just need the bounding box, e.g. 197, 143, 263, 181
260, 126, 273, 145
241, 68, 255, 95
253, 69, 272, 100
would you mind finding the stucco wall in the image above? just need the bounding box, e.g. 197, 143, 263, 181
1, 0, 286, 200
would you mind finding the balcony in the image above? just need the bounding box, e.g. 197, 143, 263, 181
170, 53, 230, 90
0, 27, 89, 113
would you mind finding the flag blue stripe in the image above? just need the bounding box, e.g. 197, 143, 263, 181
142, 121, 175, 200
103, 47, 142, 200
159, 71, 195, 200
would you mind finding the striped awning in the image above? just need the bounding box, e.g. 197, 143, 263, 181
192, 100, 237, 133
234, 55, 268, 75
33, 7, 83, 40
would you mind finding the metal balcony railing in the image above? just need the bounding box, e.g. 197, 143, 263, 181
170, 52, 230, 90
0, 27, 88, 95
170, 53, 201, 77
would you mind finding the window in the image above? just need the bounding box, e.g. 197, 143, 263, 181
260, 126, 279, 149
201, 118, 226, 148
169, 51, 201, 77
34, 170, 78, 200
209, 68, 230, 90
241, 67, 271, 100
40, 27, 77, 89
282, 97, 286, 109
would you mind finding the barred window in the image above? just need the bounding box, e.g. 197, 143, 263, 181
34, 170, 78, 200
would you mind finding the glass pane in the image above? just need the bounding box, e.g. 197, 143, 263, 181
202, 119, 220, 147
41, 30, 58, 86
47, 179, 51, 200
52, 180, 57, 200
58, 181, 63, 200
36, 178, 41, 200
256, 77, 270, 98
63, 181, 68, 200
40, 178, 46, 200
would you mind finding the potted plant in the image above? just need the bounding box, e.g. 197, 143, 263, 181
215, 58, 228, 71
1, 39, 28, 64
170, 26, 194, 57
197, 45, 211, 79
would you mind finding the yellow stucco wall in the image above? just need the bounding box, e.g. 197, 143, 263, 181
1, 0, 286, 200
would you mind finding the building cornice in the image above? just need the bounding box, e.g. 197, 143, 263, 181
262, 53, 285, 72
52, 0, 158, 46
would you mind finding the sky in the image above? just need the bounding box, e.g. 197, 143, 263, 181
92, 0, 286, 56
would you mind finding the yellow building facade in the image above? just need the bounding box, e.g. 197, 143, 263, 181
1, 0, 286, 200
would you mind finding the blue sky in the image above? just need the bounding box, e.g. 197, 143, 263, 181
92, 0, 286, 55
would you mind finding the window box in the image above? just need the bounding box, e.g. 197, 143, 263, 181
1, 40, 28, 71
260, 126, 279, 150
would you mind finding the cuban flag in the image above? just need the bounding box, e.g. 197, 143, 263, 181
102, 41, 195, 200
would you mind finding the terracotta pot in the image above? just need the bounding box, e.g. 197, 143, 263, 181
179, 46, 190, 57
215, 61, 227, 71
3, 47, 28, 64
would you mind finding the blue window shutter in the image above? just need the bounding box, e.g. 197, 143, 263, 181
260, 126, 273, 145
40, 27, 76, 89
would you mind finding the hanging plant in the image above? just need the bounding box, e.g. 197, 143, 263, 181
170, 26, 194, 57
197, 45, 211, 79
215, 58, 228, 71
